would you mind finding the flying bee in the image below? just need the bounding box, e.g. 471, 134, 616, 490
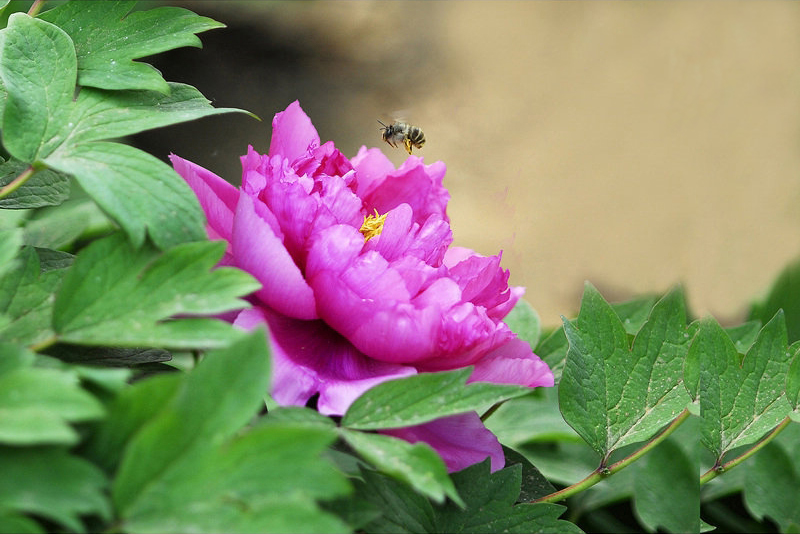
377, 120, 425, 154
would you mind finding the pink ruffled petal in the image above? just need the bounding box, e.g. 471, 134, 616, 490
235, 306, 416, 415
169, 154, 239, 242
363, 157, 449, 226
468, 337, 555, 388
268, 100, 320, 164
381, 412, 504, 473
350, 146, 397, 198
232, 193, 318, 320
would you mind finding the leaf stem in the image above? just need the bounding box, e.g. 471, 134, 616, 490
532, 408, 691, 504
27, 0, 45, 17
0, 164, 38, 199
700, 416, 792, 484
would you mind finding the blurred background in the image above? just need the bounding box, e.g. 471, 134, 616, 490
134, 1, 800, 328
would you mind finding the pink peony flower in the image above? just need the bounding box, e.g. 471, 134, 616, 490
170, 101, 553, 472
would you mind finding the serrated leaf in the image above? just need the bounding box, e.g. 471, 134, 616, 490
0, 344, 104, 445
0, 246, 66, 346
559, 284, 691, 459
354, 468, 437, 533
0, 14, 75, 162
685, 313, 792, 460
435, 460, 581, 534
632, 438, 700, 533
342, 367, 530, 430
501, 446, 557, 502
40, 0, 224, 93
504, 299, 541, 349
113, 332, 271, 507
45, 142, 206, 249
341, 429, 462, 506
611, 294, 658, 335
0, 159, 70, 208
52, 233, 258, 348
0, 446, 110, 533
743, 440, 800, 532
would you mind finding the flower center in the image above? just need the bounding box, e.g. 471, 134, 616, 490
359, 209, 387, 241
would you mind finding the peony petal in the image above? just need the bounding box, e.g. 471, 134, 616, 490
468, 337, 555, 388
235, 306, 416, 415
232, 193, 318, 320
351, 146, 397, 198
170, 154, 239, 242
363, 156, 449, 226
381, 412, 504, 473
268, 100, 320, 164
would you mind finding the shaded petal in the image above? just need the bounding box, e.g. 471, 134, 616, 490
169, 154, 239, 242
468, 337, 555, 388
235, 306, 416, 415
268, 100, 320, 164
351, 146, 397, 198
381, 412, 504, 473
367, 204, 452, 265
232, 193, 318, 320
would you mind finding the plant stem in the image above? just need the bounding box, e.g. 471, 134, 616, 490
700, 416, 792, 484
532, 408, 691, 504
0, 164, 37, 199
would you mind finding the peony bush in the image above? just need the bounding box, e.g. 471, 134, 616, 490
170, 101, 554, 472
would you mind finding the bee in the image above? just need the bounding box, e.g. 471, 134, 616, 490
377, 120, 425, 154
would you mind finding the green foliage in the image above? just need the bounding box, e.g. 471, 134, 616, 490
559, 283, 691, 461
53, 233, 259, 348
1, 1, 799, 532
342, 367, 531, 430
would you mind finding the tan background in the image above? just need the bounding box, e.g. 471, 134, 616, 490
148, 1, 800, 328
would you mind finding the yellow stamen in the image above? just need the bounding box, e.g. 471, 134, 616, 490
359, 209, 388, 241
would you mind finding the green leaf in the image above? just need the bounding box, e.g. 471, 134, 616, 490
40, 0, 225, 93
0, 227, 21, 280
0, 14, 75, 162
750, 256, 800, 343
44, 142, 206, 249
113, 334, 351, 533
632, 438, 700, 533
0, 159, 70, 208
436, 460, 581, 533
501, 445, 557, 502
787, 347, 800, 421
504, 299, 541, 349
0, 446, 110, 533
0, 246, 66, 346
22, 199, 107, 250
484, 388, 581, 447
559, 284, 691, 459
67, 82, 254, 144
685, 313, 792, 460
743, 440, 800, 532
536, 327, 568, 382
0, 512, 44, 534
113, 331, 271, 509
611, 294, 658, 335
353, 468, 437, 533
83, 373, 182, 472
342, 367, 530, 430
52, 233, 259, 348
0, 344, 104, 445
122, 421, 350, 534
341, 429, 462, 506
